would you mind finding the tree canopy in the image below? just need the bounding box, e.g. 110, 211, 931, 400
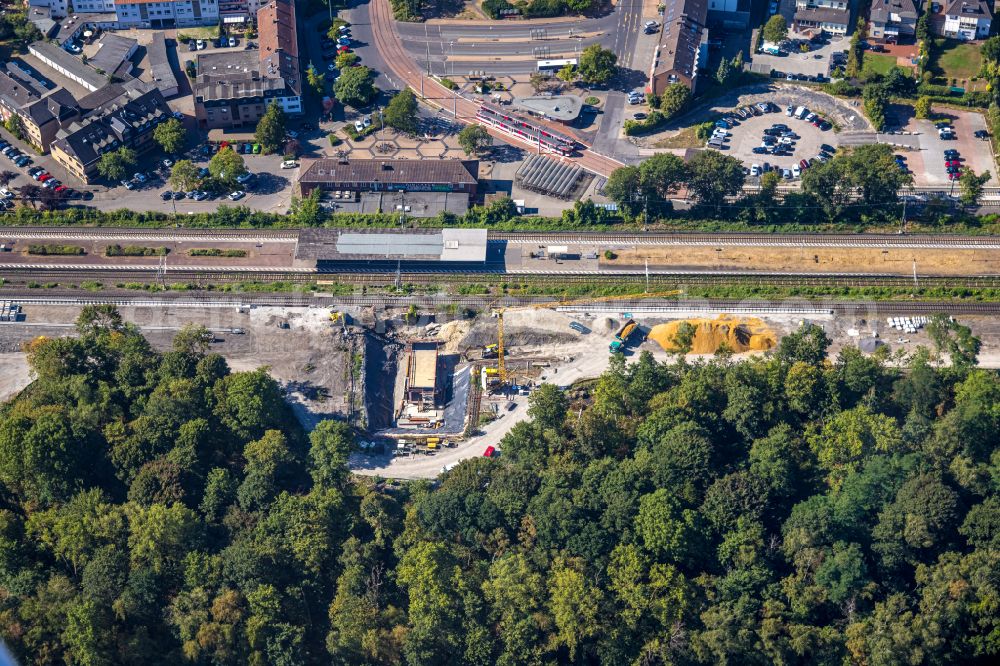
254, 101, 287, 155
578, 44, 617, 85
2, 309, 999, 665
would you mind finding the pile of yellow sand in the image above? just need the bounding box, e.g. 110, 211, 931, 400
649, 315, 776, 354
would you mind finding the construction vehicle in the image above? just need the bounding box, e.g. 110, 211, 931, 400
482, 343, 499, 359
426, 437, 440, 450
610, 319, 639, 353
329, 310, 343, 324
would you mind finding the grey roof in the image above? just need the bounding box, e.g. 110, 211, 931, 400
654, 0, 708, 82
25, 88, 78, 127
299, 158, 479, 187
52, 86, 170, 168
515, 154, 585, 199
295, 228, 488, 262
870, 0, 918, 22
944, 0, 992, 17
76, 80, 153, 114
28, 41, 108, 90
89, 34, 137, 76
0, 70, 77, 128
513, 95, 583, 122
147, 32, 179, 96
27, 7, 57, 38
194, 50, 285, 101
794, 6, 851, 24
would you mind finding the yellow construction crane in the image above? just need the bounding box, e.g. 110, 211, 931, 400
495, 307, 506, 384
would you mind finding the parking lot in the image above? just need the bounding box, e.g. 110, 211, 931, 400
898, 114, 997, 187
709, 104, 840, 179
753, 36, 847, 79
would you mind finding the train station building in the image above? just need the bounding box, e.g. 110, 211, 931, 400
297, 158, 479, 198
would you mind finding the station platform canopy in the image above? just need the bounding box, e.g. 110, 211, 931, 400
295, 228, 488, 264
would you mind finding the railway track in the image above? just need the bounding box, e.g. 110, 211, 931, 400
5, 264, 1000, 288
5, 291, 1000, 315
0, 228, 298, 242
492, 232, 1000, 248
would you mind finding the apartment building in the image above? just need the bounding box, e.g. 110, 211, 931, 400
50, 82, 171, 182
793, 0, 852, 34
869, 0, 918, 42
112, 0, 219, 28
940, 0, 992, 39
0, 70, 79, 152
71, 0, 117, 13
649, 0, 708, 94
193, 0, 300, 129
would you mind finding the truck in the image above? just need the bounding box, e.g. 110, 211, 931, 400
609, 320, 639, 352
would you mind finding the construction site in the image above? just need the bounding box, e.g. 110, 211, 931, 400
0, 291, 998, 479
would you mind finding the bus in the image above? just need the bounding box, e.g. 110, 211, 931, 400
475, 102, 579, 156
537, 58, 578, 73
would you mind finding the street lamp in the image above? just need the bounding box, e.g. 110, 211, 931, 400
398, 189, 405, 228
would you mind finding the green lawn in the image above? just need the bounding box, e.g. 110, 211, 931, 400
931, 39, 983, 84
862, 53, 898, 77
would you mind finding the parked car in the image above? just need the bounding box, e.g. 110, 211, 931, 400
752, 146, 768, 154
14, 156, 30, 167
228, 190, 246, 201
235, 172, 254, 184
791, 164, 801, 178
192, 190, 209, 201
53, 185, 66, 193
133, 172, 148, 183
172, 191, 186, 200
162, 158, 174, 168
632, 112, 647, 120
198, 167, 210, 178
750, 164, 761, 176
196, 39, 205, 50
228, 36, 237, 47
281, 160, 299, 169
122, 179, 136, 190
161, 191, 173, 200
799, 159, 810, 170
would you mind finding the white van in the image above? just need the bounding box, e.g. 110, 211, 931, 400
795, 106, 808, 119
280, 160, 299, 169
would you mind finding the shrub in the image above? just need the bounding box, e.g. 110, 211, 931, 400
440, 77, 458, 90
189, 248, 248, 257
585, 96, 600, 105
623, 111, 666, 136
27, 244, 84, 255
328, 133, 341, 146
105, 244, 169, 257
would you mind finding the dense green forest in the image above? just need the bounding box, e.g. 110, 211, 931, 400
1, 307, 1000, 665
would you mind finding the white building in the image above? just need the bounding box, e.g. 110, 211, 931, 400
112, 0, 220, 29
793, 0, 852, 34
71, 0, 117, 13
941, 0, 992, 39
26, 0, 70, 18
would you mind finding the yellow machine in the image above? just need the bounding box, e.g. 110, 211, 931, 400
426, 438, 440, 450
329, 311, 343, 323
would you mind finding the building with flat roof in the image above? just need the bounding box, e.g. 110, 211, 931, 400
293, 228, 489, 269
298, 158, 479, 197
50, 82, 170, 182
649, 0, 708, 94
193, 0, 300, 128
147, 32, 179, 97
512, 95, 583, 123
29, 41, 109, 92
0, 71, 79, 153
